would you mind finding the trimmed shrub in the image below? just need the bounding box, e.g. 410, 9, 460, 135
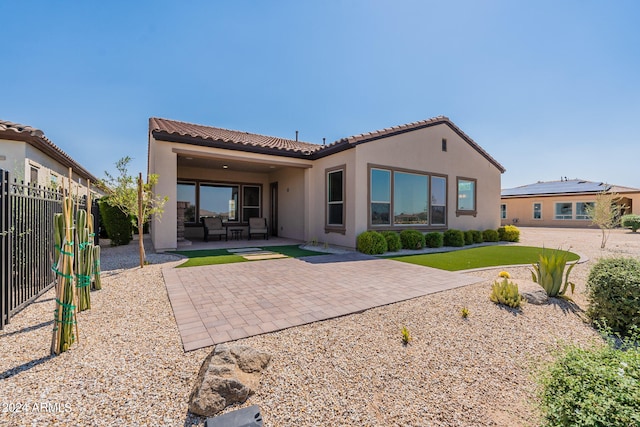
621, 214, 640, 232
380, 231, 402, 252
464, 230, 474, 245
400, 229, 425, 250
539, 339, 640, 427
98, 198, 132, 246
424, 232, 443, 248
443, 229, 465, 247
498, 225, 520, 242
356, 231, 388, 255
471, 230, 484, 244
586, 257, 640, 335
482, 229, 500, 242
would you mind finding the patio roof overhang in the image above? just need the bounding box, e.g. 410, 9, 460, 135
173, 147, 313, 174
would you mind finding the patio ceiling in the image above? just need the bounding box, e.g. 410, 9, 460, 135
174, 148, 312, 174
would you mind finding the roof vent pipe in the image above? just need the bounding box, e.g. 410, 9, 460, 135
295, 130, 298, 142
323, 137, 326, 146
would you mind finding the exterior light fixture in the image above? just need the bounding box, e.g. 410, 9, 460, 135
223, 165, 229, 169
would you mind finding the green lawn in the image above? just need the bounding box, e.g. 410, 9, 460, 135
171, 245, 327, 268
390, 246, 580, 271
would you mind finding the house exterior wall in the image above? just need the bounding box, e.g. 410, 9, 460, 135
149, 139, 178, 251
0, 138, 26, 178
501, 192, 640, 228
268, 167, 306, 240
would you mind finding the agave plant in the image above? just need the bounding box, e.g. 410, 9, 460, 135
531, 249, 576, 298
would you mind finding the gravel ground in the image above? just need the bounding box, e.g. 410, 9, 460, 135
1, 227, 639, 426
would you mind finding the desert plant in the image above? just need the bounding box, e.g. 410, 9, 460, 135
585, 190, 625, 248
464, 230, 474, 245
471, 230, 484, 244
490, 278, 523, 308
621, 214, 640, 232
461, 307, 470, 318
356, 231, 387, 255
586, 257, 640, 336
401, 325, 412, 345
400, 229, 425, 250
539, 332, 640, 427
443, 229, 465, 247
498, 225, 520, 242
530, 248, 576, 298
424, 231, 443, 248
498, 271, 511, 279
380, 231, 402, 252
482, 229, 500, 242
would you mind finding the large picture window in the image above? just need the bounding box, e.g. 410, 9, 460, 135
200, 184, 238, 222
369, 166, 446, 227
371, 168, 391, 225
555, 202, 573, 220
177, 182, 197, 222
326, 168, 345, 228
394, 172, 428, 224
576, 202, 594, 220
457, 177, 476, 215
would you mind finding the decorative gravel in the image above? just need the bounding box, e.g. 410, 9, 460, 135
1, 228, 639, 426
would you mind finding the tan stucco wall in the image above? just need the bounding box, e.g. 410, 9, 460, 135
501, 192, 640, 228
149, 139, 178, 251
0, 139, 27, 178
268, 167, 306, 240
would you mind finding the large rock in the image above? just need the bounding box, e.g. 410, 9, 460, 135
189, 345, 271, 417
518, 279, 549, 305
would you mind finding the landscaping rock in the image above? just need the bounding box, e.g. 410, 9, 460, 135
189, 344, 271, 417
518, 279, 548, 305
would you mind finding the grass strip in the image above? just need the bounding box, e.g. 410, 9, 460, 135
171, 245, 328, 267
390, 246, 579, 271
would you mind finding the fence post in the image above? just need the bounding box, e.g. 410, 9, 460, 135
1, 169, 10, 329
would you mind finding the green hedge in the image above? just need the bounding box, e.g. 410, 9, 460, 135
424, 232, 443, 248
621, 214, 640, 232
464, 230, 474, 245
482, 229, 500, 242
443, 229, 465, 247
586, 257, 640, 335
356, 231, 387, 255
400, 230, 425, 250
98, 198, 132, 246
380, 231, 402, 252
471, 230, 484, 244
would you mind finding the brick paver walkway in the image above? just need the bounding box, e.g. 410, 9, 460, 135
162, 253, 483, 351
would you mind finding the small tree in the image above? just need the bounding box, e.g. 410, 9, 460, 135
585, 190, 625, 249
98, 157, 167, 267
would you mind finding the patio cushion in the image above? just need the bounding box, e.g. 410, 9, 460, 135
248, 217, 268, 240
202, 217, 227, 241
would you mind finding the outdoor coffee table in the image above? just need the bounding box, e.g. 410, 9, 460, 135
229, 228, 243, 240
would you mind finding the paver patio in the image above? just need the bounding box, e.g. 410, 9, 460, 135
162, 253, 484, 351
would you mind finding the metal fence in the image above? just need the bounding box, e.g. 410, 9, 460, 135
0, 169, 99, 329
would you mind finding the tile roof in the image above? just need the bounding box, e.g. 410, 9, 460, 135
0, 119, 98, 182
502, 179, 614, 197
150, 116, 505, 173
149, 117, 324, 155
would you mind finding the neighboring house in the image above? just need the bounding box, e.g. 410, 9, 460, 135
0, 119, 100, 196
500, 179, 640, 228
148, 116, 506, 251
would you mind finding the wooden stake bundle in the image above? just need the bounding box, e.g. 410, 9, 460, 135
51, 168, 78, 355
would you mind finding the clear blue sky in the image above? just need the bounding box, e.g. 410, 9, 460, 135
2, 0, 639, 189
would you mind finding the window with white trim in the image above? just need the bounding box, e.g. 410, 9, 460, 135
533, 203, 542, 220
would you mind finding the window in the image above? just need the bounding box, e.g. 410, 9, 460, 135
369, 166, 447, 227
441, 138, 447, 152
242, 185, 261, 221
500, 204, 507, 219
370, 168, 391, 225
555, 202, 573, 220
30, 166, 39, 186
576, 202, 594, 220
326, 168, 344, 227
50, 173, 58, 189
431, 176, 447, 225
177, 182, 197, 222
394, 172, 428, 224
533, 203, 542, 219
200, 184, 238, 222
457, 178, 476, 214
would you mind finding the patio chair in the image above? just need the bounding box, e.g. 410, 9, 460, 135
201, 217, 227, 241
248, 217, 269, 240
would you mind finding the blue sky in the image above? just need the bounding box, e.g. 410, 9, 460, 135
2, 0, 639, 189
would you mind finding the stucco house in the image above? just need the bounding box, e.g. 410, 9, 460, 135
0, 119, 99, 195
500, 179, 640, 227
148, 116, 505, 251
